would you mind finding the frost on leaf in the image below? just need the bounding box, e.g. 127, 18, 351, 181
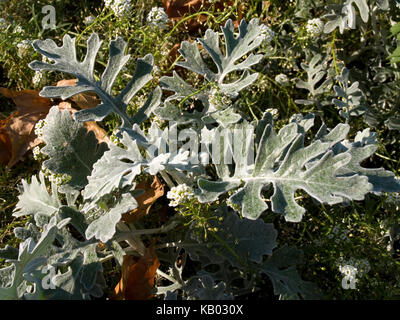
197, 114, 399, 222
40, 106, 108, 191
155, 18, 264, 127
29, 33, 161, 128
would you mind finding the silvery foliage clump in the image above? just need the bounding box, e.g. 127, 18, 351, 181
293, 0, 398, 131
332, 67, 367, 121
294, 54, 332, 107
155, 18, 266, 127
1, 16, 399, 300
322, 0, 388, 34
323, 0, 370, 34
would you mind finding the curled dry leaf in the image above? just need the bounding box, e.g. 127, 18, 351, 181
122, 176, 165, 223
0, 88, 52, 167
113, 244, 160, 300
0, 85, 107, 168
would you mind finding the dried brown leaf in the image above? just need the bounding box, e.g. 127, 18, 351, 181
122, 176, 165, 223
0, 88, 52, 167
0, 87, 107, 168
113, 244, 160, 300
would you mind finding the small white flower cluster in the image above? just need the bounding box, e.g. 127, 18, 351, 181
208, 88, 232, 111
266, 108, 279, 120
167, 184, 194, 207
339, 264, 358, 280
259, 24, 275, 44
32, 145, 44, 161
104, 0, 132, 17
17, 39, 31, 56
41, 164, 71, 186
34, 119, 47, 139
147, 7, 169, 29
42, 55, 53, 64
306, 18, 324, 38
48, 174, 64, 186
152, 65, 160, 77
32, 70, 43, 87
84, 16, 96, 25
14, 25, 23, 34
327, 224, 351, 244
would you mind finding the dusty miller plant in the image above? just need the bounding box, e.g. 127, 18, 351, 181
0, 17, 399, 300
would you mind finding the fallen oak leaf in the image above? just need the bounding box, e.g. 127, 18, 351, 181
113, 243, 160, 300
122, 176, 165, 223
113, 254, 133, 300
0, 88, 52, 113
0, 88, 52, 167
0, 88, 108, 168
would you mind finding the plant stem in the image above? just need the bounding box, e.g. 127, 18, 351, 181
116, 221, 178, 241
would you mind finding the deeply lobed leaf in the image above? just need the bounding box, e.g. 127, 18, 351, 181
197, 114, 400, 222
29, 34, 161, 128
155, 18, 265, 127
